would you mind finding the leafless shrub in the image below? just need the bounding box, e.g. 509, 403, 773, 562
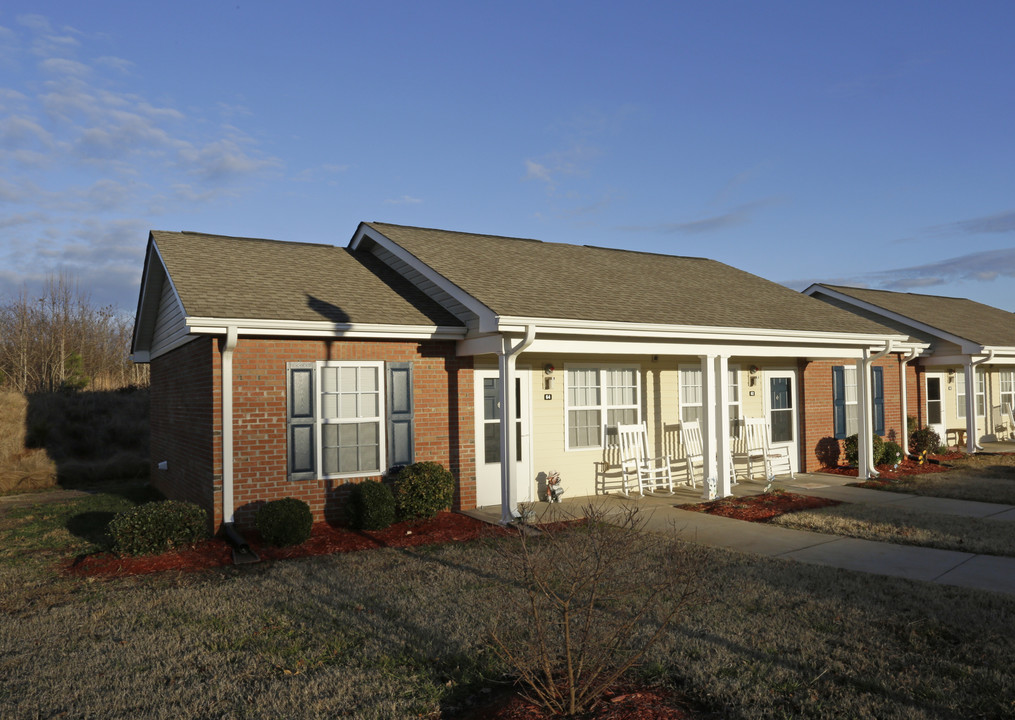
488, 503, 698, 716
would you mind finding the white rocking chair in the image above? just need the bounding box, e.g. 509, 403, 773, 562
681, 420, 737, 490
616, 422, 674, 497
1005, 403, 1015, 441
743, 418, 794, 482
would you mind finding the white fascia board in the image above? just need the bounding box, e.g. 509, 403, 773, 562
350, 224, 499, 330
520, 338, 873, 359
804, 285, 981, 353
921, 350, 1015, 367
493, 315, 910, 348
185, 317, 467, 340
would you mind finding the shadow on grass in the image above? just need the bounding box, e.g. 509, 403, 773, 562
66, 511, 116, 549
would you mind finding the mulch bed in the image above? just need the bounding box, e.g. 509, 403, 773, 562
64, 511, 513, 578
818, 455, 953, 484
451, 682, 698, 719
678, 490, 840, 522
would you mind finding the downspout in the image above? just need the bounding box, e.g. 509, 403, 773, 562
899, 347, 919, 455
220, 326, 239, 526
499, 325, 536, 525
967, 349, 996, 453
863, 340, 895, 477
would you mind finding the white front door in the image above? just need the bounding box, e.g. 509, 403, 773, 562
764, 369, 799, 473
474, 369, 532, 507
925, 372, 946, 442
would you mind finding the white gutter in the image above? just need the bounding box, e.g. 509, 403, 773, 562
500, 325, 537, 525
899, 346, 920, 455
966, 350, 996, 452
221, 326, 239, 525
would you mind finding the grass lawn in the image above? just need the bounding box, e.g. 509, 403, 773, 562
1, 487, 1014, 719
857, 453, 1015, 505
770, 502, 1015, 557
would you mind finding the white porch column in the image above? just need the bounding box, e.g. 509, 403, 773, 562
714, 355, 732, 498
497, 326, 536, 524
856, 355, 871, 480
498, 350, 518, 524
963, 362, 977, 454
699, 354, 730, 499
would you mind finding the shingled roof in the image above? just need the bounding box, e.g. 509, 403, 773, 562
814, 284, 1015, 349
365, 223, 900, 336
151, 230, 463, 327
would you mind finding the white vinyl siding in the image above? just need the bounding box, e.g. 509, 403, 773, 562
565, 366, 641, 449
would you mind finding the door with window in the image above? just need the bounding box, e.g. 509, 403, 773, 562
764, 369, 799, 473
925, 372, 946, 442
474, 369, 532, 507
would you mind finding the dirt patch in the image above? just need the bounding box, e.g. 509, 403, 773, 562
678, 491, 840, 522
65, 511, 513, 578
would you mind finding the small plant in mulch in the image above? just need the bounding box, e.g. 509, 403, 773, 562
678, 490, 840, 523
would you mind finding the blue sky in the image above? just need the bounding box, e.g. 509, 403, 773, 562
2, 1, 1014, 314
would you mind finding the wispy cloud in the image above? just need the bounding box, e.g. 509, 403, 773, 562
617, 197, 783, 235
0, 14, 284, 310
927, 210, 1015, 236
384, 195, 422, 205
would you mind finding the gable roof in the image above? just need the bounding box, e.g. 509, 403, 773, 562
809, 284, 1015, 350
148, 230, 463, 327
362, 223, 900, 337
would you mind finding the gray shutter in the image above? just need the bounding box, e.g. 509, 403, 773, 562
287, 362, 317, 481
386, 362, 414, 471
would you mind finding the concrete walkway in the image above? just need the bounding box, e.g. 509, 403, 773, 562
462, 472, 1015, 597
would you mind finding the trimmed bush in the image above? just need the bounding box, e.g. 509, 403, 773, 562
347, 480, 396, 530
881, 441, 905, 467
256, 497, 313, 547
394, 461, 455, 520
109, 500, 208, 556
843, 433, 885, 466
910, 427, 941, 455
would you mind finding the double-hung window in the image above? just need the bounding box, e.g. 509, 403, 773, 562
1001, 370, 1015, 415
565, 366, 640, 449
678, 365, 741, 435
287, 361, 414, 481
956, 370, 986, 418
832, 365, 884, 438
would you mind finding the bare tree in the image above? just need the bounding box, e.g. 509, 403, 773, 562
0, 273, 146, 393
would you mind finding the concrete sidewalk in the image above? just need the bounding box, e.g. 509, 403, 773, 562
462, 475, 1015, 597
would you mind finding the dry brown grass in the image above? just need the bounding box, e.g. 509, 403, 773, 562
0, 392, 56, 493
770, 503, 1015, 557
0, 389, 148, 494
0, 491, 1013, 719
872, 455, 1015, 505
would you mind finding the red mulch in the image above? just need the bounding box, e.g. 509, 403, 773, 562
817, 456, 952, 482
64, 512, 513, 578
450, 682, 697, 719
678, 491, 840, 522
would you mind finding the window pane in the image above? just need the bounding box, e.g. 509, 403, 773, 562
771, 377, 791, 410
358, 366, 377, 392
360, 393, 378, 418
568, 409, 600, 448
484, 378, 500, 420
321, 367, 337, 393
323, 447, 338, 475
771, 410, 793, 443
359, 445, 379, 472
484, 423, 500, 464
681, 405, 702, 424
339, 394, 357, 419
338, 446, 358, 473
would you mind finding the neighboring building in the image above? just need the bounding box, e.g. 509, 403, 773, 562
805, 284, 1015, 452
132, 223, 919, 531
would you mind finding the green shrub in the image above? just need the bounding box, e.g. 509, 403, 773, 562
843, 433, 885, 466
910, 427, 941, 455
394, 461, 455, 520
347, 480, 396, 530
881, 441, 904, 467
256, 497, 313, 547
109, 500, 208, 556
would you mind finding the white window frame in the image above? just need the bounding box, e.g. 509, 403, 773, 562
564, 364, 642, 450
317, 360, 386, 479
679, 364, 741, 435
1001, 370, 1015, 415
956, 369, 986, 419
843, 365, 859, 436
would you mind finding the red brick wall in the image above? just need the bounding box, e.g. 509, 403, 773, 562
799, 355, 918, 471
149, 337, 218, 529
150, 336, 475, 531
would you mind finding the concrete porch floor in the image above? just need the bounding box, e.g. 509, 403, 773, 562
461, 466, 1015, 597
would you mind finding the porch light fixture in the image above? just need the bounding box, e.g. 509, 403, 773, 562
947, 369, 955, 383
